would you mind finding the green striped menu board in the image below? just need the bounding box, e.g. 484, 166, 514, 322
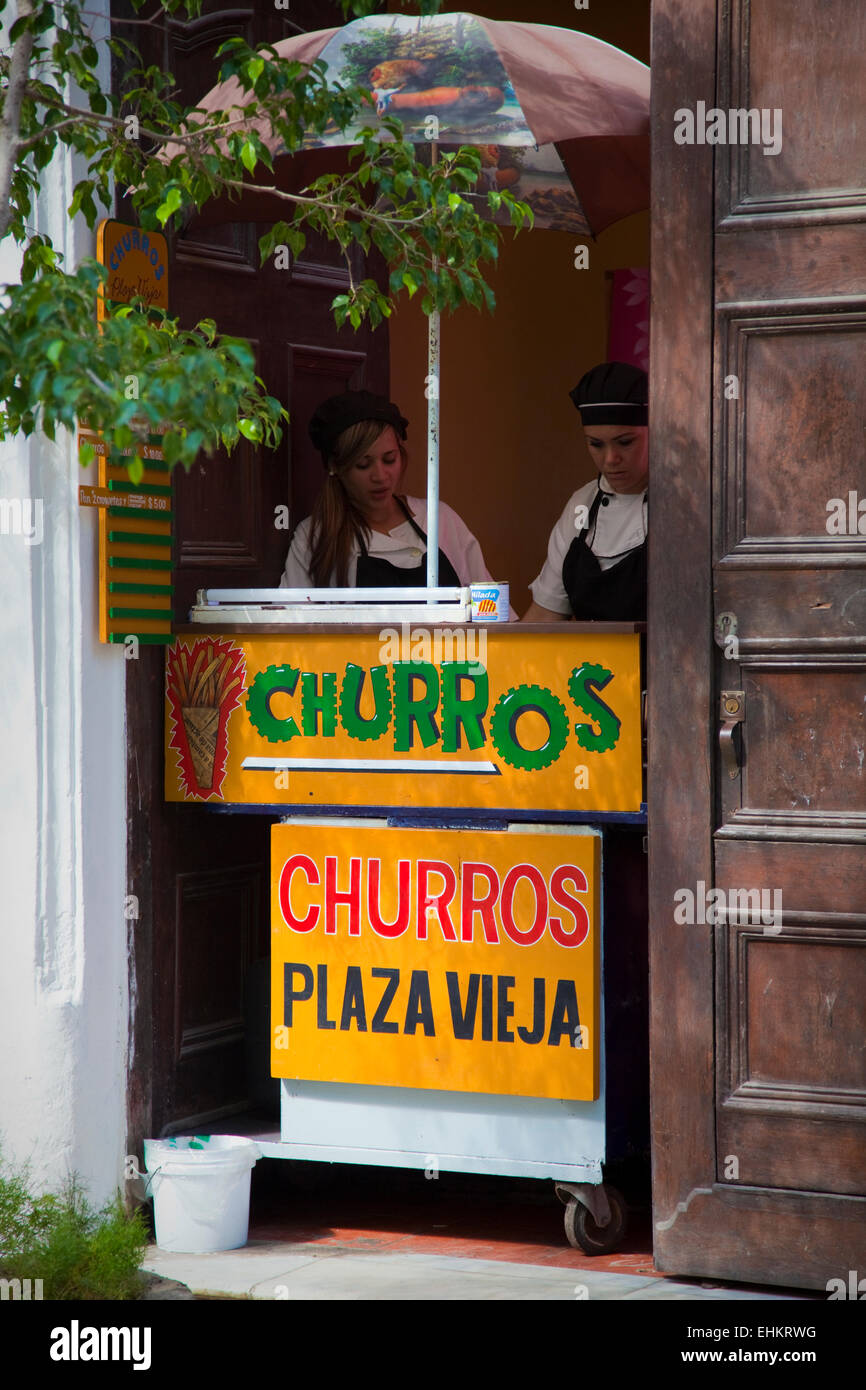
81, 429, 174, 645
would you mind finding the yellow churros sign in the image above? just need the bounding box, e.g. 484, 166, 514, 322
270, 824, 600, 1100
165, 628, 643, 812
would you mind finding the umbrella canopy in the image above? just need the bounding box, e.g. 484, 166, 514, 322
186, 13, 649, 237
179, 13, 649, 590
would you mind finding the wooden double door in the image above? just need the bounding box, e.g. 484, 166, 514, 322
649, 0, 866, 1288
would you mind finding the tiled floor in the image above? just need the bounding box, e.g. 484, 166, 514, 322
140, 1158, 820, 1301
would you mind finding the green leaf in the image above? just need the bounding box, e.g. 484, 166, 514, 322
162, 432, 183, 467
128, 454, 144, 485
225, 341, 254, 370
457, 270, 482, 310
155, 187, 184, 227
238, 418, 263, 442
215, 36, 246, 58
240, 140, 257, 175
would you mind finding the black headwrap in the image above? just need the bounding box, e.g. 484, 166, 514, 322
569, 362, 648, 426
308, 390, 408, 463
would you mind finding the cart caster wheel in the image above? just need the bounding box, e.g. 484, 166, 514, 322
564, 1185, 627, 1255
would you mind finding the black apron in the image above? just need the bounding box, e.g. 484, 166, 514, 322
355, 496, 460, 588
561, 482, 647, 621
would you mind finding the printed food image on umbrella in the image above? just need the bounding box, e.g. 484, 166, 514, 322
302, 10, 646, 238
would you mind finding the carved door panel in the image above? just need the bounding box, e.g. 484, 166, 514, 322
650, 0, 866, 1288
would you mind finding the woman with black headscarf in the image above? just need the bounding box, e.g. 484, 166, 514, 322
280, 389, 496, 591
523, 362, 648, 623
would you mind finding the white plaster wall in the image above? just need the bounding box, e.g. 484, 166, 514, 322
0, 0, 128, 1207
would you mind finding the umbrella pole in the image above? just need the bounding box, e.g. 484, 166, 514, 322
426, 139, 440, 596
426, 301, 440, 594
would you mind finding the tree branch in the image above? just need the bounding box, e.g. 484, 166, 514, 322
85, 366, 115, 397
15, 113, 107, 154
67, 3, 184, 28
221, 178, 429, 235
20, 88, 238, 149
221, 178, 427, 268
0, 0, 36, 240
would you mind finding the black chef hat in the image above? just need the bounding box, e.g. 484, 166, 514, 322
308, 390, 408, 463
569, 361, 648, 426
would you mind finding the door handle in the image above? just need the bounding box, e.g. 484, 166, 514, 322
719, 690, 745, 779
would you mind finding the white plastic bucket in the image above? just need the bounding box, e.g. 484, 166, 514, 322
143, 1135, 261, 1253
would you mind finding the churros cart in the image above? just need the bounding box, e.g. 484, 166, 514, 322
164, 584, 648, 1252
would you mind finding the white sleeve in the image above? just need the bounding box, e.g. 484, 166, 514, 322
279, 519, 361, 588
528, 491, 584, 615
279, 519, 314, 588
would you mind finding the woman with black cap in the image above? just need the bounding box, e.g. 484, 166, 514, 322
280, 389, 497, 590
523, 361, 648, 623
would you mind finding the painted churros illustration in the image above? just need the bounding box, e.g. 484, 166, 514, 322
167, 639, 246, 798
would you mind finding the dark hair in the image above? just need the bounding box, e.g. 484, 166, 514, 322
308, 420, 409, 587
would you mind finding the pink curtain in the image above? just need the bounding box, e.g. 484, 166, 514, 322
608, 268, 648, 371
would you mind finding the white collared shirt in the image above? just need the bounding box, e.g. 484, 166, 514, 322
529, 476, 648, 615
280, 496, 495, 589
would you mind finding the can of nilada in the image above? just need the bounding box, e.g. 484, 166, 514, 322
470, 582, 509, 622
